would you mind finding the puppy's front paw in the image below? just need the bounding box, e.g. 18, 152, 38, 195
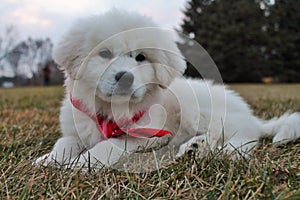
33, 153, 55, 166
176, 135, 208, 158
33, 151, 71, 167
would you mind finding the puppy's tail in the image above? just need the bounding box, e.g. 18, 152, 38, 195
261, 112, 300, 143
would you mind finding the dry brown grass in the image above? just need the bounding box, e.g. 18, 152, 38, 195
0, 85, 299, 199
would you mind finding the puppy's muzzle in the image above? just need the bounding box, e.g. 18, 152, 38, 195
115, 71, 134, 90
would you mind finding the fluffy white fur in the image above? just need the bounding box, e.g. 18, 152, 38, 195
35, 10, 300, 168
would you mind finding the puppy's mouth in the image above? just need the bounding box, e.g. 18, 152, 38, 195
98, 93, 142, 105
106, 89, 135, 97
97, 86, 144, 103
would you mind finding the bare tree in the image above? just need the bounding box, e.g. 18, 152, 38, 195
0, 25, 19, 61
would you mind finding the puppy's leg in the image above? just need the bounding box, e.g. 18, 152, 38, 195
34, 136, 84, 166
176, 134, 258, 158
69, 135, 170, 168
71, 139, 129, 168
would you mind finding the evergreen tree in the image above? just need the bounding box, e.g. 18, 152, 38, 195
181, 0, 267, 82
266, 0, 300, 82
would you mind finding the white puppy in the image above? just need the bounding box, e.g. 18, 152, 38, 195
35, 10, 300, 168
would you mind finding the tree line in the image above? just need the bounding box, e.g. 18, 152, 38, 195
180, 0, 300, 83
0, 26, 63, 87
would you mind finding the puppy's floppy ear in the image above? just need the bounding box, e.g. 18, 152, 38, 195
52, 33, 86, 79
152, 48, 186, 89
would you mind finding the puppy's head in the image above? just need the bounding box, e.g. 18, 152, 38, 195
54, 9, 186, 103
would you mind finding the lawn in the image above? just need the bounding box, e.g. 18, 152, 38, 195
0, 85, 299, 199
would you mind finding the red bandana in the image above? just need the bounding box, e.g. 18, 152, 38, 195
70, 95, 173, 140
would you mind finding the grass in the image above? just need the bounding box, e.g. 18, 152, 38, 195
0, 85, 300, 199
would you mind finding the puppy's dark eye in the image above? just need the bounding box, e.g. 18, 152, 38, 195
135, 53, 146, 62
99, 49, 113, 59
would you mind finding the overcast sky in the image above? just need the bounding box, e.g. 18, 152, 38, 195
0, 0, 188, 44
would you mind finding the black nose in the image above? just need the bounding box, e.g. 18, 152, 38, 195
115, 71, 134, 88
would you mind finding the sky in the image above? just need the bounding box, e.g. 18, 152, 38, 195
0, 0, 188, 44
